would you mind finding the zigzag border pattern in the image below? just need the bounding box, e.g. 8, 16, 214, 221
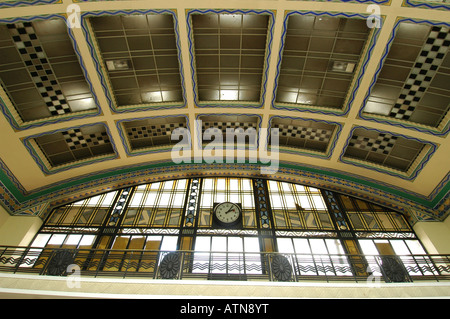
186, 8, 276, 109
339, 126, 438, 181
403, 0, 450, 10
0, 0, 59, 8
267, 115, 344, 159
116, 114, 190, 157
21, 122, 120, 175
80, 9, 188, 114
358, 18, 450, 137
271, 10, 383, 117
0, 14, 103, 131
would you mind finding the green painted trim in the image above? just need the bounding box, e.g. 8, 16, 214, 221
0, 159, 447, 211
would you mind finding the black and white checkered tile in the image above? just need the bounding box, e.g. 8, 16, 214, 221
348, 133, 398, 155
127, 123, 186, 139
63, 129, 110, 151
6, 22, 71, 116
272, 123, 333, 142
202, 121, 257, 135
390, 26, 450, 120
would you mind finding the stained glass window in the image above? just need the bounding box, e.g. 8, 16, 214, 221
31, 177, 425, 281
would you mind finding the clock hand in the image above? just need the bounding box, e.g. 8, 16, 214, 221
224, 207, 234, 214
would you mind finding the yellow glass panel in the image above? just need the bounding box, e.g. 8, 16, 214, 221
61, 207, 81, 225
124, 237, 146, 272
344, 239, 368, 277
88, 236, 111, 271
139, 237, 162, 273
104, 236, 129, 271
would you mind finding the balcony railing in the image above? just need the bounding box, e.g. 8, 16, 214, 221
1, 246, 449, 283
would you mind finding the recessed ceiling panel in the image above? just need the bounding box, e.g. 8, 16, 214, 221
270, 117, 338, 155
198, 114, 259, 146
189, 11, 272, 105
342, 127, 428, 174
363, 22, 450, 128
275, 13, 371, 110
89, 12, 184, 109
30, 123, 115, 171
120, 116, 188, 153
0, 19, 98, 126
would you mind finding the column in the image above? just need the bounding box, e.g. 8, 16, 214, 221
0, 205, 42, 246
413, 214, 450, 254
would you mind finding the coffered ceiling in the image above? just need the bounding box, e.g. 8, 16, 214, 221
0, 0, 448, 222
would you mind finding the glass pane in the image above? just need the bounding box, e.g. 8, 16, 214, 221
86, 195, 102, 206
309, 239, 328, 254
244, 237, 260, 252
325, 239, 352, 276
193, 237, 210, 274
298, 195, 311, 209
102, 191, 118, 206
144, 236, 162, 250
62, 207, 80, 224
378, 213, 394, 230
284, 193, 296, 208
217, 178, 226, 190
293, 238, 311, 254
145, 192, 158, 206
348, 212, 365, 230
325, 239, 346, 255
228, 237, 243, 252
92, 208, 109, 225
129, 192, 143, 207
392, 213, 411, 231
317, 212, 333, 229
311, 195, 326, 209
211, 236, 227, 252
243, 237, 262, 274
195, 236, 211, 252
293, 239, 316, 276
128, 236, 146, 249
304, 211, 318, 228
277, 238, 294, 253
123, 209, 138, 225
270, 193, 283, 208
47, 234, 66, 247
358, 240, 379, 255
362, 213, 379, 229
64, 234, 82, 246
79, 235, 96, 247
405, 240, 426, 254
309, 239, 334, 275
47, 208, 65, 224
76, 208, 94, 224
31, 234, 51, 247
160, 236, 178, 251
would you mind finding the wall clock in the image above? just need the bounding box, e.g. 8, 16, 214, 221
212, 202, 242, 229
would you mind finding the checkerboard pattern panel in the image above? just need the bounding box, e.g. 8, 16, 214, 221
202, 121, 257, 135
126, 123, 186, 139
63, 129, 110, 151
272, 123, 333, 142
348, 133, 398, 155
390, 26, 450, 120
6, 22, 71, 116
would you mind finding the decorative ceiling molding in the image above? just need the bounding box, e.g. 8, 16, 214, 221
0, 0, 447, 229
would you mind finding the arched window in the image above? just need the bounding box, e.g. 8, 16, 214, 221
29, 177, 429, 282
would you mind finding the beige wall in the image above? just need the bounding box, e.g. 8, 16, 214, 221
0, 205, 42, 246
414, 214, 450, 254
0, 274, 449, 299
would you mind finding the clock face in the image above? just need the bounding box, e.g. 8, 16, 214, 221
214, 202, 241, 225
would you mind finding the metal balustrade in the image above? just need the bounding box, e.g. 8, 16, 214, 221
1, 246, 449, 283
